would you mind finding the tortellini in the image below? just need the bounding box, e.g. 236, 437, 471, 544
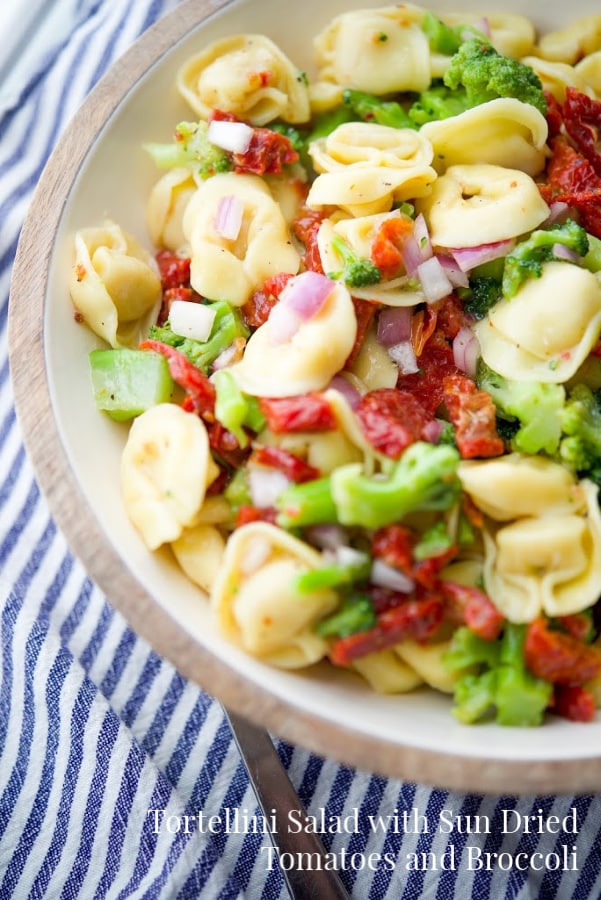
228, 278, 357, 396
416, 164, 550, 248
352, 650, 424, 693
482, 481, 601, 623
420, 99, 548, 177
475, 262, 601, 383
211, 522, 338, 668
520, 56, 594, 102
317, 213, 425, 307
146, 167, 196, 251
69, 222, 161, 348
536, 15, 601, 65
171, 524, 226, 595
441, 12, 536, 59
314, 5, 431, 94
121, 404, 219, 550
177, 34, 310, 125
182, 172, 300, 306
575, 52, 601, 99
307, 122, 437, 217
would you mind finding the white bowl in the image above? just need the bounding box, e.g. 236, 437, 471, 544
10, 0, 601, 793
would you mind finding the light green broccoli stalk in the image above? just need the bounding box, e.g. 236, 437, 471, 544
502, 219, 590, 299
327, 234, 382, 288
559, 384, 601, 485
477, 362, 565, 455
276, 442, 461, 530
408, 83, 472, 125
443, 38, 547, 115
445, 624, 553, 726
342, 89, 416, 129
212, 369, 265, 448
144, 120, 232, 179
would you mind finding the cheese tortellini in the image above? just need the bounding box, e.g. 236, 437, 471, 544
228, 277, 357, 396
69, 222, 162, 348
314, 5, 431, 94
475, 262, 601, 383
536, 15, 601, 65
307, 122, 436, 217
182, 172, 300, 306
146, 168, 196, 252
420, 99, 548, 176
120, 404, 219, 550
416, 164, 550, 247
211, 523, 338, 668
177, 34, 311, 125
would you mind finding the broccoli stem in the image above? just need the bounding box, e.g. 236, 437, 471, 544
342, 89, 416, 130
88, 348, 174, 421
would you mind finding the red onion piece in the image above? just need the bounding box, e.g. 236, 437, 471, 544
214, 194, 244, 240
370, 559, 415, 593
413, 213, 433, 260
248, 467, 291, 508
450, 239, 514, 273
387, 340, 419, 374
268, 302, 302, 344
283, 271, 335, 320
552, 243, 581, 263
544, 202, 571, 227
421, 419, 445, 444
377, 306, 413, 346
417, 256, 454, 302
305, 524, 349, 551
437, 253, 470, 288
207, 119, 253, 153
453, 326, 480, 376
326, 374, 362, 408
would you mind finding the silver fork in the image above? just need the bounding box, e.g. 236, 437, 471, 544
225, 710, 351, 900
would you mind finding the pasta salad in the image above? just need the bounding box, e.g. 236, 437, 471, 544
69, 4, 601, 727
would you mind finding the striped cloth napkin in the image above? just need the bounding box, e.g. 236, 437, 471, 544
1, 0, 601, 896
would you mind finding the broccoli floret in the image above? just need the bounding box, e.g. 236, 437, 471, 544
459, 275, 503, 320
276, 442, 461, 530
477, 362, 565, 455
408, 83, 471, 125
144, 120, 232, 179
502, 219, 590, 299
445, 624, 552, 726
148, 300, 249, 374
559, 384, 601, 481
443, 39, 547, 115
342, 89, 416, 129
328, 234, 381, 288
420, 10, 488, 55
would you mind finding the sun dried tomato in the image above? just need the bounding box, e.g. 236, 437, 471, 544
158, 286, 202, 326
440, 581, 504, 641
252, 445, 320, 483
155, 250, 191, 291
370, 216, 414, 280
397, 331, 457, 415
259, 393, 336, 433
233, 128, 298, 175
235, 505, 278, 527
329, 595, 445, 665
552, 684, 597, 723
345, 297, 379, 367
544, 90, 565, 139
411, 306, 438, 357
558, 612, 594, 642
524, 618, 601, 685
563, 87, 601, 178
432, 294, 470, 342
372, 524, 415, 574
355, 388, 434, 458
412, 546, 458, 590
241, 273, 295, 329
293, 206, 327, 273
443, 372, 504, 459
139, 339, 215, 416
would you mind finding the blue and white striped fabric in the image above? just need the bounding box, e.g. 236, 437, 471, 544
2, 1, 601, 897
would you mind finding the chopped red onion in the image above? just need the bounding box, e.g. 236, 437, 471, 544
326, 374, 362, 408
453, 326, 480, 376
421, 419, 445, 444
473, 16, 491, 38
417, 256, 454, 302
401, 234, 423, 277
450, 240, 514, 273
268, 302, 302, 344
377, 306, 412, 346
333, 546, 370, 568
370, 559, 415, 593
211, 336, 246, 370
413, 213, 433, 260
207, 119, 253, 153
284, 271, 335, 320
214, 194, 244, 240
248, 467, 291, 508
437, 253, 470, 288
544, 202, 571, 227
304, 524, 349, 551
552, 243, 581, 263
387, 340, 419, 374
